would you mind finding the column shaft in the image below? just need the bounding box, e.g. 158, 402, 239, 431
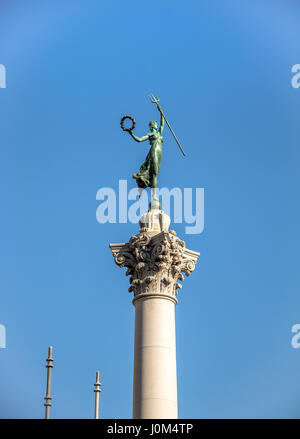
133, 296, 178, 419
110, 211, 199, 419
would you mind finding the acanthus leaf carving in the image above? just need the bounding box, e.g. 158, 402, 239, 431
110, 230, 199, 301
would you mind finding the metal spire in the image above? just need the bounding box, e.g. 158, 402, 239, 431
94, 371, 101, 419
44, 346, 54, 419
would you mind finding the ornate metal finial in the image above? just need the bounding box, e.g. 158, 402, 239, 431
44, 346, 54, 419
94, 371, 102, 419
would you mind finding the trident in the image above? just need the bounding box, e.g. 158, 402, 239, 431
149, 94, 186, 157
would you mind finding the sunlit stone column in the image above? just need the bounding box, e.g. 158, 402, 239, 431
110, 209, 199, 419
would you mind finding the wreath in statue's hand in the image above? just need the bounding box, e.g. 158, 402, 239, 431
120, 115, 136, 132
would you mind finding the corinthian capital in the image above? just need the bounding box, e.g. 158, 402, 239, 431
109, 210, 199, 303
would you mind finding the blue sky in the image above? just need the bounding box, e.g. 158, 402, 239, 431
0, 0, 300, 418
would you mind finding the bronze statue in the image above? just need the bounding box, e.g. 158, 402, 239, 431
121, 95, 186, 208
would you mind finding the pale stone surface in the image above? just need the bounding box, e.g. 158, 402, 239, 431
110, 212, 199, 303
139, 208, 170, 234
133, 297, 177, 418
109, 209, 199, 419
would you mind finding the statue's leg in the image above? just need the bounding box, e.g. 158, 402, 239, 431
150, 159, 157, 190
133, 156, 151, 190
149, 148, 162, 209
150, 172, 158, 205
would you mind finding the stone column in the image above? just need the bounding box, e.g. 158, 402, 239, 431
110, 209, 199, 419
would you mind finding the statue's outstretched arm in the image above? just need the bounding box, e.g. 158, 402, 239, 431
129, 132, 149, 143
158, 105, 164, 134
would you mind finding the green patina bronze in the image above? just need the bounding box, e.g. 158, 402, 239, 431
121, 95, 185, 209
130, 107, 164, 191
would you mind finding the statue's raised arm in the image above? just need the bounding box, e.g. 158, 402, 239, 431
157, 104, 164, 134
129, 132, 150, 143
